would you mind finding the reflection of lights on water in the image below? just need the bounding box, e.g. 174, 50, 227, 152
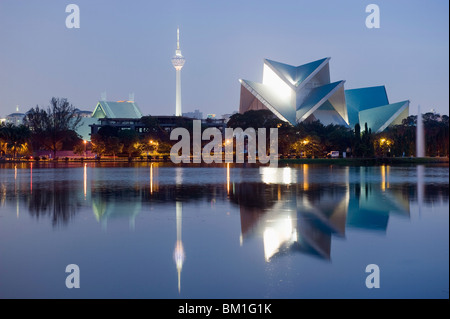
260, 167, 296, 185
14, 165, 17, 180
84, 163, 87, 199
150, 163, 153, 194
386, 166, 390, 189
30, 163, 33, 194
282, 167, 291, 185
380, 165, 390, 191
263, 216, 297, 262
303, 164, 309, 190
226, 163, 230, 194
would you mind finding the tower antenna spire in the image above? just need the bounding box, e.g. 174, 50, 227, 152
177, 26, 180, 50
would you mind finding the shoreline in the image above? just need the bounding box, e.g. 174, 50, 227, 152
278, 156, 449, 165
1, 156, 448, 166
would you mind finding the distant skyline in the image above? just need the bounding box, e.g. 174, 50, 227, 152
0, 0, 448, 118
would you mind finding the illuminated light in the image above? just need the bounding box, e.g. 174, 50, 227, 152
262, 63, 293, 101
14, 165, 17, 180
302, 139, 309, 145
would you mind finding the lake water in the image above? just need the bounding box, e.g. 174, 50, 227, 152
0, 162, 448, 299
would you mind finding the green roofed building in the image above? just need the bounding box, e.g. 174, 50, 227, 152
76, 99, 144, 141
239, 58, 409, 132
92, 100, 143, 119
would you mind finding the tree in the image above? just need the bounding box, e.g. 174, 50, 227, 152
352, 123, 363, 157
360, 123, 374, 157
118, 130, 140, 158
0, 123, 31, 159
291, 135, 322, 158
24, 97, 82, 159
227, 110, 283, 130
90, 126, 123, 158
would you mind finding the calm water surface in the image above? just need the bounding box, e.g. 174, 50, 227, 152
0, 162, 448, 299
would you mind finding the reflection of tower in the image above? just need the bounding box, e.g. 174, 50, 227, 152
171, 27, 186, 116
173, 201, 185, 293
417, 165, 424, 218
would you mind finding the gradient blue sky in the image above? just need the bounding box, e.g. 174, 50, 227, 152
0, 0, 448, 118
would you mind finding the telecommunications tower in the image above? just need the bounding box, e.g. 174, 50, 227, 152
171, 27, 185, 116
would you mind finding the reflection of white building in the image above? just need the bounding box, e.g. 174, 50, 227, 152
239, 165, 349, 262
92, 198, 142, 230
260, 166, 297, 185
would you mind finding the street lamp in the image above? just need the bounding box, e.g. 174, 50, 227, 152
83, 140, 87, 158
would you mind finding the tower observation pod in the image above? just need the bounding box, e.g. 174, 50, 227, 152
171, 27, 185, 116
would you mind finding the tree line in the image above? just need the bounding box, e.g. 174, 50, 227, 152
0, 99, 448, 160
226, 110, 449, 158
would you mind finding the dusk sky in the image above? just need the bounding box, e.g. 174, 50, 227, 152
0, 0, 448, 118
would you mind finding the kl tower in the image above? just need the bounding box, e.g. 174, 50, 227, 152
171, 27, 185, 116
